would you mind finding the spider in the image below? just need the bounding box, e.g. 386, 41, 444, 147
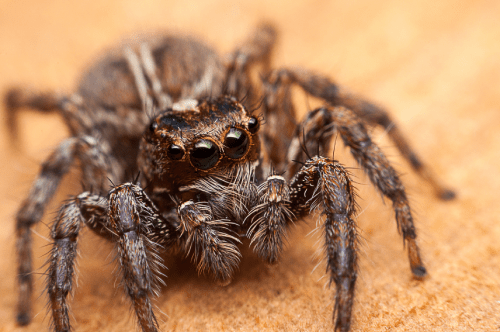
5, 24, 455, 332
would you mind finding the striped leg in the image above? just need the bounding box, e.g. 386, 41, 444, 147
287, 106, 427, 277
289, 157, 358, 332
14, 135, 120, 325
107, 183, 169, 332
264, 67, 455, 199
48, 193, 107, 332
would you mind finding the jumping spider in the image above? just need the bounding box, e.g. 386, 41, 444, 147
5, 24, 455, 332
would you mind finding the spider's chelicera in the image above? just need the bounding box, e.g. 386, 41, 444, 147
5, 24, 454, 332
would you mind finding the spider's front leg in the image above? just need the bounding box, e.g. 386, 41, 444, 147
15, 135, 121, 326
107, 183, 172, 332
292, 157, 358, 332
48, 184, 174, 332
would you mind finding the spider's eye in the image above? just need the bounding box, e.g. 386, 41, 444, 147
149, 121, 158, 132
167, 144, 184, 160
247, 116, 260, 134
224, 127, 249, 159
190, 139, 220, 170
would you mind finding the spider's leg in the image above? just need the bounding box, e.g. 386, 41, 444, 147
178, 200, 241, 285
290, 156, 358, 332
224, 23, 277, 104
247, 156, 358, 331
14, 135, 120, 325
3, 87, 123, 145
124, 45, 172, 111
48, 192, 107, 332
264, 67, 455, 200
289, 106, 427, 277
14, 137, 78, 325
4, 88, 68, 147
258, 71, 298, 174
108, 183, 175, 332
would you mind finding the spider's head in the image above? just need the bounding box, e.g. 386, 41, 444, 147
139, 96, 261, 195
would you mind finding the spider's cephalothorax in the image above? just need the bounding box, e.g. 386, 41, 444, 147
140, 96, 261, 195
5, 24, 455, 332
138, 96, 263, 282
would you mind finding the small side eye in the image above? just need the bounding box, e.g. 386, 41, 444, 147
167, 144, 184, 160
149, 121, 158, 132
190, 139, 220, 170
224, 127, 249, 159
247, 116, 260, 133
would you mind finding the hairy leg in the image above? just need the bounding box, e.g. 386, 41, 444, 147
288, 106, 427, 277
289, 156, 358, 332
47, 192, 107, 332
107, 183, 180, 332
4, 88, 67, 147
224, 23, 277, 108
264, 67, 455, 199
248, 156, 359, 332
14, 135, 120, 325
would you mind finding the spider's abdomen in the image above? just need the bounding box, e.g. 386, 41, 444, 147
77, 36, 226, 111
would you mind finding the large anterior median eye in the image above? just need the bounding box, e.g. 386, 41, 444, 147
190, 139, 220, 170
224, 127, 249, 159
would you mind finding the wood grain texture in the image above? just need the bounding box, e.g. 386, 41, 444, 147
1, 0, 499, 331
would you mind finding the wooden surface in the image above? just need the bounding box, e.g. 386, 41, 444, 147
1, 0, 499, 331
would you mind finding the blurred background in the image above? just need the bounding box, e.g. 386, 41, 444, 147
1, 0, 499, 331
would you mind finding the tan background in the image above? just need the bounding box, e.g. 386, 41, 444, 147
1, 0, 499, 331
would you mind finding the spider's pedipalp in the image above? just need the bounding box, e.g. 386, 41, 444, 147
246, 174, 294, 263
178, 200, 241, 284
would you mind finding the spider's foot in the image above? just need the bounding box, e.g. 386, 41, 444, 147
411, 265, 427, 279
16, 311, 31, 326
407, 239, 427, 279
438, 188, 456, 201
